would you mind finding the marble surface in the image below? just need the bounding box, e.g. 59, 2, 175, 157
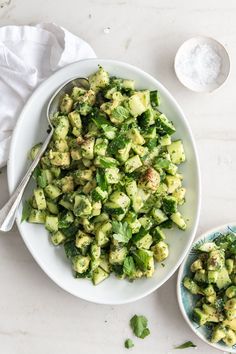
1, 0, 236, 353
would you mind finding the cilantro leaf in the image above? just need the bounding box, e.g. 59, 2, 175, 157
175, 341, 197, 349
96, 169, 108, 191
21, 200, 32, 222
112, 221, 132, 243
123, 256, 136, 277
130, 315, 150, 339
124, 338, 134, 349
132, 249, 152, 271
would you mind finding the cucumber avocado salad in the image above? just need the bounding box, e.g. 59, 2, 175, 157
23, 66, 187, 285
183, 232, 236, 347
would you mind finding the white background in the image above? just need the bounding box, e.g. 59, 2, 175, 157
0, 0, 236, 353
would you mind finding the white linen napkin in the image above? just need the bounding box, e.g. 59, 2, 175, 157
0, 23, 96, 168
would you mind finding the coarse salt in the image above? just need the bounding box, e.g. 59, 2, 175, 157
176, 43, 222, 87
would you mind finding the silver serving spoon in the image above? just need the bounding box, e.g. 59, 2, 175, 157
0, 77, 90, 232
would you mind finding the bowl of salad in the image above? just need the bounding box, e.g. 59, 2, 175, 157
8, 59, 200, 304
177, 223, 236, 352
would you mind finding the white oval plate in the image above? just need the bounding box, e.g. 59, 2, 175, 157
8, 59, 201, 304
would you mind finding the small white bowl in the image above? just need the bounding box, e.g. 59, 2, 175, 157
174, 36, 230, 93
177, 223, 236, 353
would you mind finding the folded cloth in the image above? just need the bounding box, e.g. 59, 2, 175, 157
0, 23, 96, 168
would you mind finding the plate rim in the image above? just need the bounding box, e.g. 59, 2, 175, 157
177, 222, 236, 353
8, 58, 201, 304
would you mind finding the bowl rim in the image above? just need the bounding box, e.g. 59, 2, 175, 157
177, 222, 236, 352
174, 35, 231, 93
8, 58, 201, 304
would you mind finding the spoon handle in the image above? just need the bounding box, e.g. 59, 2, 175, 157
0, 131, 53, 232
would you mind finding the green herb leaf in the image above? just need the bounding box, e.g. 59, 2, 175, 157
21, 200, 32, 222
112, 221, 132, 243
123, 256, 136, 277
132, 249, 152, 271
111, 106, 129, 121
130, 315, 150, 339
124, 338, 134, 349
96, 169, 108, 191
175, 341, 197, 349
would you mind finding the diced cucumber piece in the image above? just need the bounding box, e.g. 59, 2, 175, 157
167, 140, 186, 164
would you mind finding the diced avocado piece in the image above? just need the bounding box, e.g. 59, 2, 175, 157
223, 318, 236, 331
223, 328, 236, 346
34, 188, 47, 210
81, 137, 95, 160
132, 144, 148, 157
109, 247, 127, 265
30, 143, 42, 160
94, 138, 108, 156
53, 116, 70, 140
226, 259, 234, 274
60, 94, 73, 114
72, 255, 90, 274
152, 208, 168, 225
110, 106, 129, 125
49, 151, 70, 166
165, 175, 182, 194
125, 179, 143, 213
127, 127, 145, 145
211, 325, 226, 343
194, 269, 207, 283
208, 270, 219, 284
89, 66, 109, 92
95, 221, 112, 247
110, 191, 130, 209
28, 209, 46, 224
75, 230, 93, 250
51, 231, 66, 246
226, 286, 236, 299
172, 188, 186, 205
125, 155, 142, 173
198, 242, 218, 252
71, 148, 82, 161
183, 277, 203, 295
159, 134, 171, 146
144, 255, 155, 278
90, 243, 101, 260
193, 308, 209, 326
162, 196, 178, 214
128, 93, 147, 117
170, 212, 186, 230
151, 241, 169, 262
45, 215, 58, 232
167, 140, 186, 164
92, 266, 109, 285
105, 167, 121, 184
207, 249, 225, 271
203, 285, 216, 297
138, 167, 160, 192
68, 111, 82, 129
74, 195, 92, 217
190, 259, 203, 273
91, 200, 102, 217
216, 267, 232, 289
122, 79, 135, 90
47, 200, 59, 215
134, 233, 153, 250
202, 304, 223, 322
